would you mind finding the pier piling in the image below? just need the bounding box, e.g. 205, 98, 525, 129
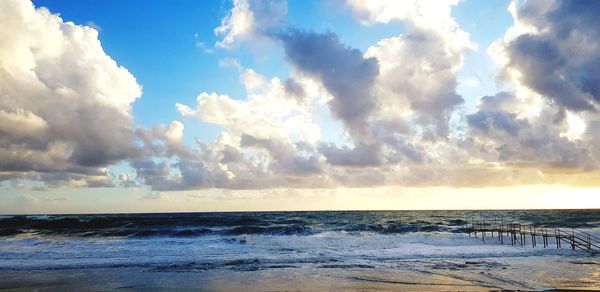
467, 219, 599, 256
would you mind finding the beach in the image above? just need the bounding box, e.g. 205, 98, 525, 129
1, 255, 599, 290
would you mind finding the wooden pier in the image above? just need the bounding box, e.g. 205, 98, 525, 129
466, 219, 600, 255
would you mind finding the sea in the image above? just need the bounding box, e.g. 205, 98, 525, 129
1, 210, 600, 290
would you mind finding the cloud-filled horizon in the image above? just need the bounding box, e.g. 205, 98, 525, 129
1, 0, 600, 213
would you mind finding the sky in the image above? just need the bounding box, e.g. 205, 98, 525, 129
1, 0, 600, 214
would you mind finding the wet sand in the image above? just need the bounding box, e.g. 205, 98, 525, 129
0, 268, 494, 291
1, 255, 599, 291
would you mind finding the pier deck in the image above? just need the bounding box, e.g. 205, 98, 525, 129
466, 219, 600, 255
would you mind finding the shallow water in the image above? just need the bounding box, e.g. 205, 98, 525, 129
1, 210, 600, 290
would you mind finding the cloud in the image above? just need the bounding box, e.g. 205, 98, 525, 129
348, 0, 473, 139
283, 78, 306, 102
344, 0, 600, 184
133, 0, 600, 190
468, 109, 528, 137
365, 31, 464, 138
215, 1, 381, 137
210, 0, 460, 175
275, 29, 379, 135
117, 173, 139, 188
8, 0, 598, 194
158, 0, 560, 190
214, 0, 287, 48
129, 159, 172, 189
467, 91, 592, 171
138, 69, 328, 190
461, 0, 600, 174
0, 0, 142, 188
0, 109, 48, 137
346, 0, 474, 53
141, 191, 169, 201
491, 0, 600, 111
176, 78, 320, 145
319, 143, 382, 167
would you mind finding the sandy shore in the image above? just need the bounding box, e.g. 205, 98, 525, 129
1, 255, 599, 291
0, 268, 497, 291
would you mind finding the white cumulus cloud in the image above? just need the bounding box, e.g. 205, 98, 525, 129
0, 0, 142, 188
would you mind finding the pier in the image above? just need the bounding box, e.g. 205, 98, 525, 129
466, 219, 600, 255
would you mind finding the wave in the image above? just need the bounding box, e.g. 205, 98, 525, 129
0, 231, 588, 272
0, 224, 459, 238
224, 225, 315, 236
1, 210, 599, 239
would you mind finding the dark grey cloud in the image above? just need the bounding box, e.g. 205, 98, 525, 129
319, 142, 382, 167
129, 159, 171, 188
504, 0, 600, 111
62, 105, 140, 167
219, 145, 245, 164
477, 91, 514, 112
507, 35, 593, 110
283, 78, 306, 102
130, 158, 212, 192
380, 136, 424, 164
467, 92, 591, 170
467, 111, 528, 136
175, 160, 212, 190
275, 29, 379, 134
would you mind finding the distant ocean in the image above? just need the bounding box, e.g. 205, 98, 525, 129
1, 210, 600, 290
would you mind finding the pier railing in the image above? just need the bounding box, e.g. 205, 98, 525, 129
465, 219, 600, 256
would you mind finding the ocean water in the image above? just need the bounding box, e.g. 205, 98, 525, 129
1, 210, 600, 290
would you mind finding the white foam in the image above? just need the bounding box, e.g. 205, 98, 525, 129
0, 231, 588, 271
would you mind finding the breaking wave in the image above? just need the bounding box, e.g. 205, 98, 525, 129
1, 210, 599, 238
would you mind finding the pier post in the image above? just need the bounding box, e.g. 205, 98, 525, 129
482, 219, 485, 242
499, 221, 503, 244
467, 219, 471, 237
543, 228, 547, 248
512, 226, 516, 246
520, 225, 524, 246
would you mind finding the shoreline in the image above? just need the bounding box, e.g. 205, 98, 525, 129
1, 254, 599, 291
